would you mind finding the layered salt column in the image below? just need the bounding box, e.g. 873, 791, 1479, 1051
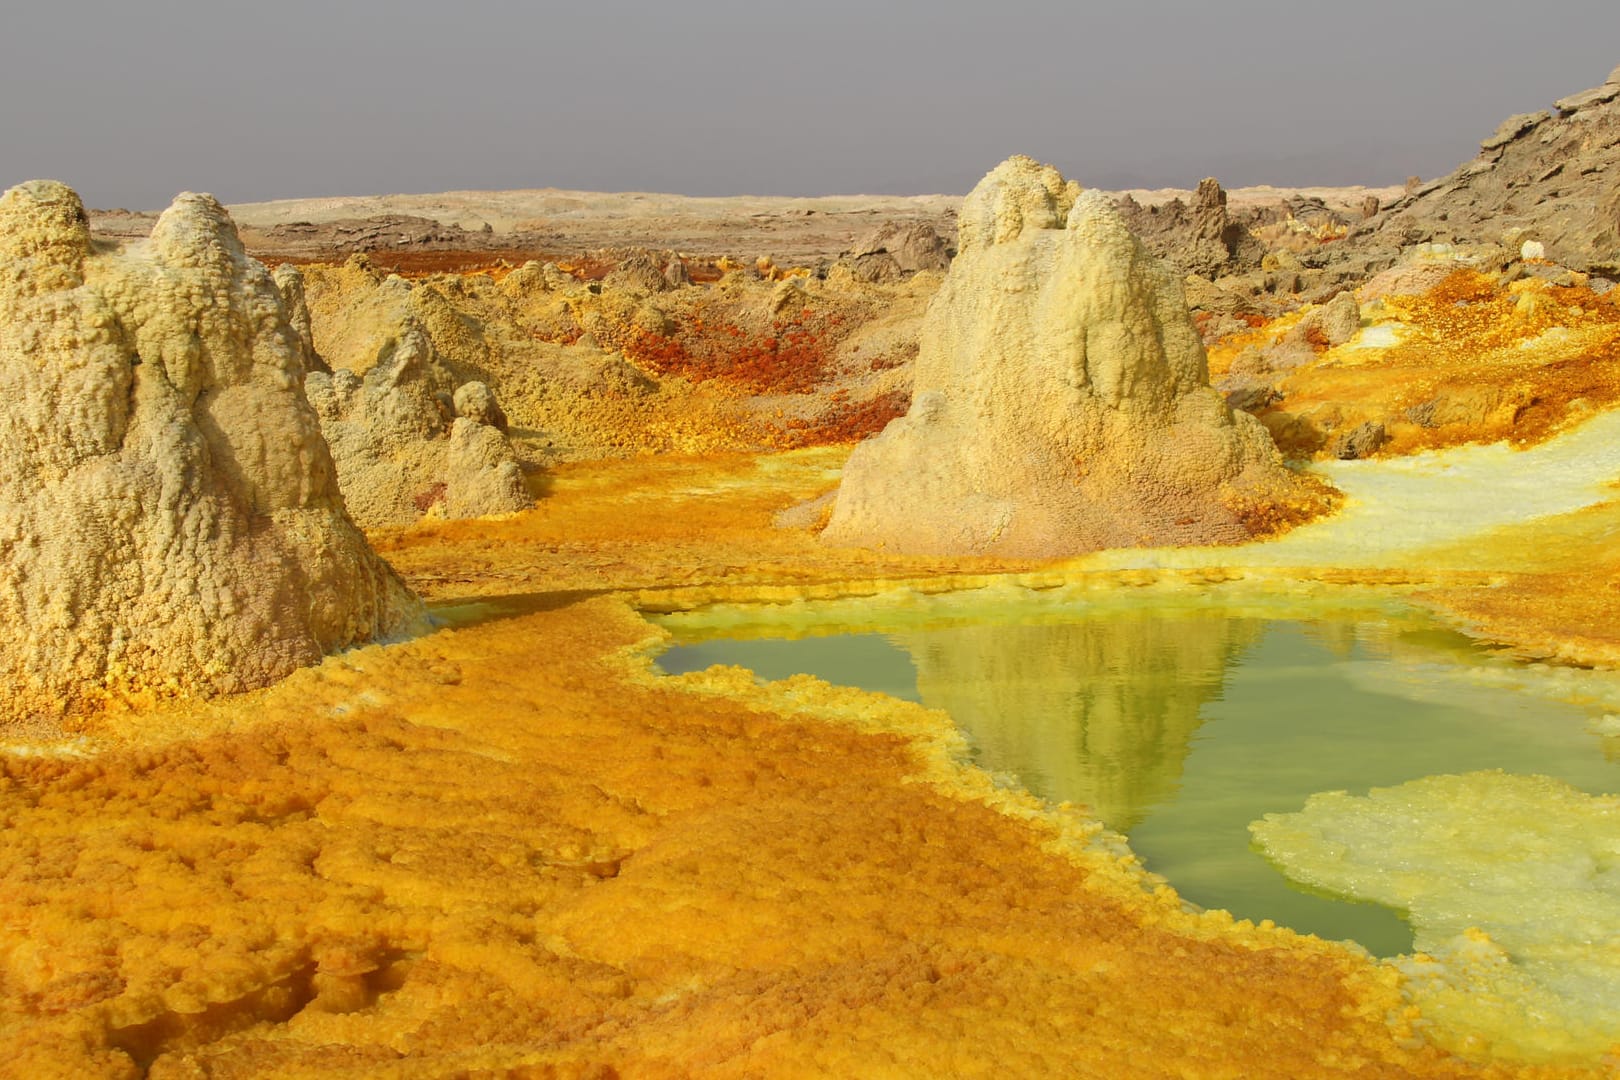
0, 181, 423, 728
823, 156, 1320, 556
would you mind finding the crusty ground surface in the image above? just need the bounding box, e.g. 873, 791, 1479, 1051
5, 447, 1617, 1076
9, 187, 1613, 1077
1210, 271, 1620, 461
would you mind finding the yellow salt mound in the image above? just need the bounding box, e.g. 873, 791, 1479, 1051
823, 156, 1326, 557
0, 181, 421, 731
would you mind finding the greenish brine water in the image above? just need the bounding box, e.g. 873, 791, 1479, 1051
653, 593, 1620, 957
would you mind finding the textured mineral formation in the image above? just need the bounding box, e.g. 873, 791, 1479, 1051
1252, 771, 1620, 1060
0, 181, 422, 730
822, 157, 1322, 556
303, 317, 531, 527
277, 259, 531, 527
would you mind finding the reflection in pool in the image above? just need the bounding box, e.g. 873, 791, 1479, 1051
654, 593, 1620, 957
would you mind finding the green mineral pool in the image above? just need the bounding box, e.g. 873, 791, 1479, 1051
652, 589, 1620, 957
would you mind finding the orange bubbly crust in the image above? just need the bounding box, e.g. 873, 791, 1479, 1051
2, 449, 1615, 1077
1210, 271, 1620, 460
4, 595, 1601, 1079
1416, 495, 1620, 666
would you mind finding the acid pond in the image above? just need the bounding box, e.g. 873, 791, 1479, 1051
652, 587, 1620, 958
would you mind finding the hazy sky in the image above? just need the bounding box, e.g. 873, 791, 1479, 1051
3, 1, 1617, 209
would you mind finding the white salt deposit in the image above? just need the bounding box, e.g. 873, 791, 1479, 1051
1252, 771, 1620, 1060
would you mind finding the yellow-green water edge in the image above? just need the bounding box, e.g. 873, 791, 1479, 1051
654, 586, 1620, 960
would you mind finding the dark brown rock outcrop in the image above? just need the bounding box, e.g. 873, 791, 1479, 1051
1358, 65, 1620, 276
840, 221, 953, 282
1117, 178, 1268, 279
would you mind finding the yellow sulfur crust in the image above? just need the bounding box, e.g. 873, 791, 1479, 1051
5, 442, 1620, 1076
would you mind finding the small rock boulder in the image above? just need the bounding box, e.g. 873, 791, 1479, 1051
842, 221, 952, 283
1329, 420, 1387, 460
1290, 290, 1362, 349
454, 380, 508, 431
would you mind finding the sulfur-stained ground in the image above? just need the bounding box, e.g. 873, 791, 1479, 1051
7, 265, 1620, 1076
6, 430, 1620, 1076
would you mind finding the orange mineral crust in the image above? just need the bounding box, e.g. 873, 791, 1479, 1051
368, 448, 1338, 612
1417, 496, 1620, 666
369, 448, 1052, 604
1213, 271, 1620, 460
372, 442, 1620, 670
0, 597, 1598, 1078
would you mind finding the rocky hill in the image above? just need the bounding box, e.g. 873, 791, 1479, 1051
1366, 64, 1620, 275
